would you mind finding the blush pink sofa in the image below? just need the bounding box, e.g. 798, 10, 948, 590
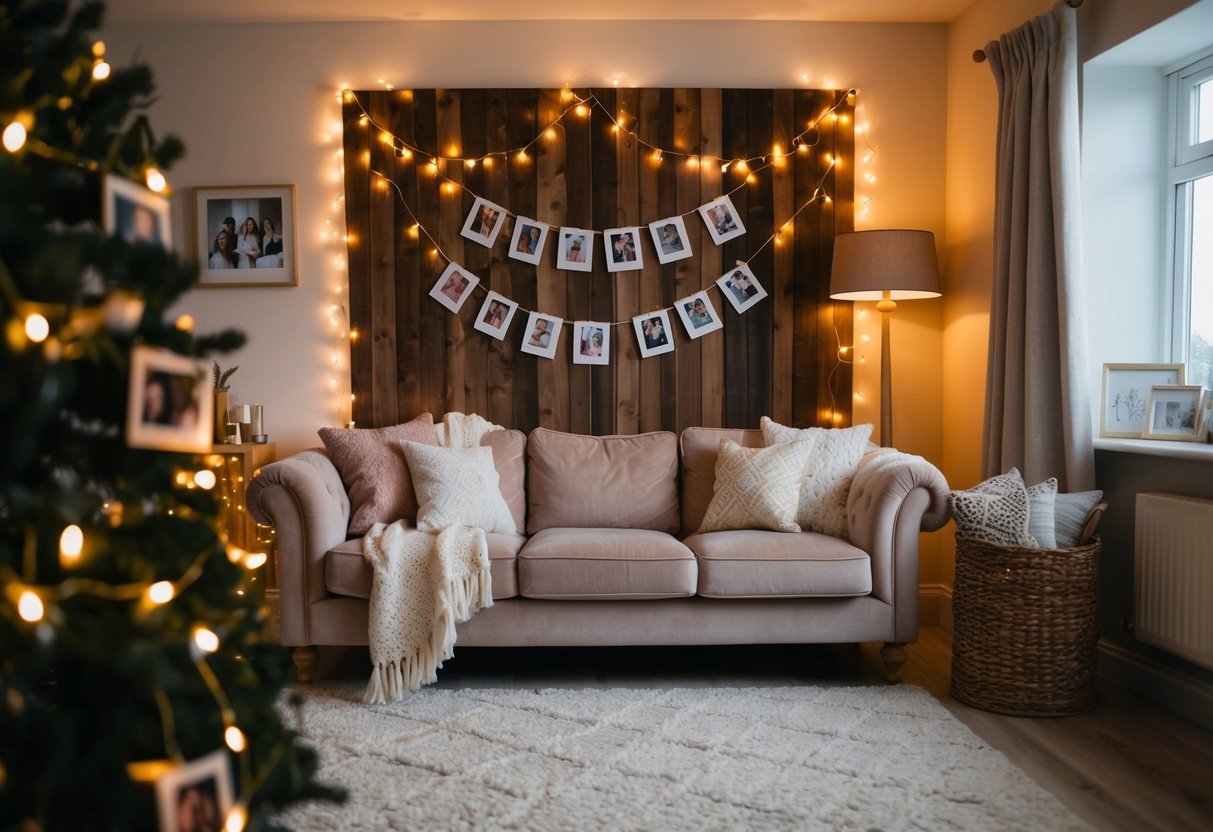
248, 427, 950, 684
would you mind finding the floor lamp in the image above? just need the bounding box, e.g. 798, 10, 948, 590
830, 230, 941, 447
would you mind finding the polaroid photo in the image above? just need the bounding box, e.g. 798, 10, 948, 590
428, 263, 480, 313
472, 290, 519, 341
104, 173, 171, 251
698, 195, 746, 245
648, 216, 692, 265
556, 228, 594, 272
155, 750, 233, 832
674, 291, 724, 339
632, 310, 676, 358
572, 321, 611, 365
604, 227, 644, 273
519, 312, 563, 359
507, 216, 550, 265
460, 197, 507, 248
716, 263, 768, 314
126, 345, 213, 453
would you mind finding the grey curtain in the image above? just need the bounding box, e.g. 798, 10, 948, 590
982, 1, 1094, 491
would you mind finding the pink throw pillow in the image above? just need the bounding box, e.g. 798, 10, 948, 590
318, 413, 439, 535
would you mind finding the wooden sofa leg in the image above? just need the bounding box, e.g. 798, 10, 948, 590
292, 646, 319, 684
880, 642, 907, 683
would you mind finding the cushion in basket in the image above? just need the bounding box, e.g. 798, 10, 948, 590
526, 428, 680, 534
481, 428, 527, 535
1055, 489, 1104, 547
318, 413, 439, 536
1026, 477, 1059, 549
684, 529, 872, 598
517, 527, 696, 600
401, 441, 516, 534
325, 533, 523, 600
697, 438, 816, 534
949, 468, 1036, 547
679, 427, 764, 535
760, 417, 874, 539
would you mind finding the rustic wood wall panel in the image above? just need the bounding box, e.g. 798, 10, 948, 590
342, 88, 854, 435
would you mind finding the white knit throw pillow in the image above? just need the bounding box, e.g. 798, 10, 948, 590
401, 441, 516, 534
697, 437, 816, 534
760, 417, 873, 539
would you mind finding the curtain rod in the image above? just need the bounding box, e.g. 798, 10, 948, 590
972, 0, 1082, 63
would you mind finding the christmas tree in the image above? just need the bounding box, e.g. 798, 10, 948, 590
0, 1, 340, 828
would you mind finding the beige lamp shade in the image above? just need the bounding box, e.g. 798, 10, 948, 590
829, 230, 941, 301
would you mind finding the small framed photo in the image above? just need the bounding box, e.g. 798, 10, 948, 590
572, 321, 610, 365
460, 197, 507, 248
648, 216, 692, 264
556, 228, 594, 272
195, 184, 297, 288
429, 263, 480, 313
126, 345, 212, 453
716, 263, 768, 313
104, 174, 171, 250
1100, 363, 1186, 438
519, 312, 562, 359
1142, 385, 1206, 441
155, 750, 233, 832
507, 216, 550, 265
633, 311, 675, 358
698, 195, 746, 245
1200, 401, 1213, 443
472, 290, 518, 340
604, 227, 644, 273
674, 291, 724, 339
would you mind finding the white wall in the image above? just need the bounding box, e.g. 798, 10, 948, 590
102, 19, 947, 459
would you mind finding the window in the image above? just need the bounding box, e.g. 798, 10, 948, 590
1169, 51, 1213, 391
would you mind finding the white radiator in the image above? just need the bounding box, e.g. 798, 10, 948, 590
1135, 493, 1213, 671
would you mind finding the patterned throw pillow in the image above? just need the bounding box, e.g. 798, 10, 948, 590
949, 468, 1037, 547
401, 441, 516, 534
318, 413, 439, 536
1054, 490, 1104, 547
760, 417, 873, 539
1026, 478, 1059, 549
697, 437, 816, 534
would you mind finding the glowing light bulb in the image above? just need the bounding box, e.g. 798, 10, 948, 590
224, 726, 247, 753
144, 167, 167, 193
193, 470, 217, 490
225, 805, 248, 832
735, 160, 749, 173
651, 150, 662, 163
18, 590, 44, 623
91, 60, 111, 81
3, 121, 28, 153
465, 158, 477, 169
575, 104, 588, 117
60, 525, 84, 563
243, 552, 268, 569
24, 313, 49, 343
193, 627, 220, 653
545, 127, 556, 140
517, 149, 528, 162
175, 314, 195, 332
92, 40, 106, 57
481, 157, 493, 169
147, 581, 174, 605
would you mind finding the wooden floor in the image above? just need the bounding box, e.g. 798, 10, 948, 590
309, 628, 1213, 831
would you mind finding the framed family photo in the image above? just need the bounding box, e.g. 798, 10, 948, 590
461, 197, 506, 248
716, 263, 767, 313
698, 195, 746, 245
1099, 363, 1185, 438
648, 216, 692, 264
507, 216, 550, 265
604, 227, 644, 273
519, 312, 562, 359
1142, 385, 1206, 441
428, 263, 479, 313
104, 174, 171, 250
472, 290, 518, 340
633, 310, 675, 358
126, 345, 212, 454
556, 228, 594, 272
674, 291, 723, 339
572, 321, 610, 365
194, 184, 297, 288
155, 750, 233, 832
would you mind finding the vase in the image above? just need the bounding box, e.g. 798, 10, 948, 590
213, 390, 228, 444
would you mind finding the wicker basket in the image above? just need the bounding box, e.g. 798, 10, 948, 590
950, 536, 1100, 717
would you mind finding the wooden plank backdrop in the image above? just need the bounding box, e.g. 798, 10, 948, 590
342, 88, 854, 435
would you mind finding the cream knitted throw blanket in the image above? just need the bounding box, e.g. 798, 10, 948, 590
361, 412, 502, 704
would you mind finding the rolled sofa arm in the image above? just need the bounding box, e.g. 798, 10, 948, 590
247, 449, 350, 645
846, 450, 950, 641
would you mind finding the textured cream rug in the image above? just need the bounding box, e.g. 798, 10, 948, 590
278, 685, 1087, 831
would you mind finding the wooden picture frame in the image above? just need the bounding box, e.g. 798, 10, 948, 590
195, 184, 297, 287
1142, 385, 1206, 441
1099, 363, 1185, 438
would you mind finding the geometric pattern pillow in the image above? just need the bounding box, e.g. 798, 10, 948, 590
1054, 489, 1104, 547
401, 441, 517, 535
318, 413, 439, 536
697, 437, 816, 534
1026, 477, 1059, 549
949, 468, 1037, 547
760, 417, 873, 540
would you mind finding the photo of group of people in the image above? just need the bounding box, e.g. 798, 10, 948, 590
195, 185, 296, 287
674, 290, 724, 339
633, 310, 674, 358
508, 216, 550, 265
715, 262, 768, 313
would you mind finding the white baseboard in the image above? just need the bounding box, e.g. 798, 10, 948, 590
1098, 639, 1213, 731
919, 583, 953, 633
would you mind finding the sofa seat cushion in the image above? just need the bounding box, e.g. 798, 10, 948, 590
518, 528, 697, 600
324, 532, 523, 600
683, 530, 872, 598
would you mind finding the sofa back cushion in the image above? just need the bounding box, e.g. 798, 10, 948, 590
527, 428, 680, 534
679, 427, 764, 536
482, 429, 527, 535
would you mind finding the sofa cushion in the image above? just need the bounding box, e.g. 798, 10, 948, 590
402, 442, 517, 534
949, 468, 1036, 547
482, 429, 527, 535
318, 412, 439, 535
325, 532, 523, 600
684, 530, 872, 598
679, 427, 764, 536
697, 438, 816, 533
518, 527, 696, 599
526, 428, 680, 534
